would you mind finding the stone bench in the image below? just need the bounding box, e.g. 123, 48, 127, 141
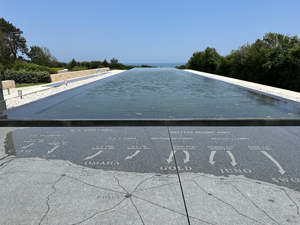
1, 80, 15, 89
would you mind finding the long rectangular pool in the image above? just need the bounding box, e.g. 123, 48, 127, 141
1, 68, 300, 120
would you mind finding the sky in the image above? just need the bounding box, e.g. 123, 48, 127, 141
1, 0, 300, 64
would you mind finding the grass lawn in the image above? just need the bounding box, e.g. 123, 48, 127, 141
15, 83, 50, 88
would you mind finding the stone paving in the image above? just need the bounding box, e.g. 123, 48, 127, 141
1, 126, 300, 224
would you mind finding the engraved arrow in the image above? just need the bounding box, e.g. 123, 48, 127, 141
47, 145, 59, 154
125, 150, 141, 160
209, 151, 216, 165
227, 151, 237, 166
166, 150, 176, 164
21, 143, 35, 149
261, 151, 286, 175
183, 151, 190, 163
84, 150, 103, 160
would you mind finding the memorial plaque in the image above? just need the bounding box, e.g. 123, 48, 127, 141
0, 127, 188, 224
1, 126, 300, 224
17, 90, 22, 98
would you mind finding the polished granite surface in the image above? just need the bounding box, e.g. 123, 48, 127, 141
1, 126, 300, 224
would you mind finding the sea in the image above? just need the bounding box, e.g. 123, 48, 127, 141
123, 62, 186, 68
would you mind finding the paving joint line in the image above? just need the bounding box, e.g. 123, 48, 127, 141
167, 126, 191, 225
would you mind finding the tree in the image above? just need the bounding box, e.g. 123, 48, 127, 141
110, 58, 119, 69
68, 58, 77, 70
90, 60, 102, 69
102, 59, 109, 67
0, 17, 28, 64
27, 45, 58, 67
186, 47, 220, 74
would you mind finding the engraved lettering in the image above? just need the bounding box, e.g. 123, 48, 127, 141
291, 178, 300, 183
160, 166, 192, 171
278, 178, 289, 182
84, 161, 120, 166
220, 168, 252, 174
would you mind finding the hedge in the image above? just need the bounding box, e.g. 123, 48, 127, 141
4, 69, 51, 83
13, 62, 58, 74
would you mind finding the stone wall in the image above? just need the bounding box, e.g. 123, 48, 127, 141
50, 67, 109, 83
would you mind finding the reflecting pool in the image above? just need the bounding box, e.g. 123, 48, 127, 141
2, 68, 300, 119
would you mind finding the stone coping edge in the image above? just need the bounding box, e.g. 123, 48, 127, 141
0, 119, 300, 127
184, 69, 300, 103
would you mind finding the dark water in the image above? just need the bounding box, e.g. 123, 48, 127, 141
38, 68, 300, 119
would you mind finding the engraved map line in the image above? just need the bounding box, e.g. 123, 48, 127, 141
15, 129, 288, 175
3, 162, 197, 224
1, 158, 298, 225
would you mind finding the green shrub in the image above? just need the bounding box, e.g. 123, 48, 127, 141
52, 68, 64, 72
4, 69, 51, 83
13, 62, 58, 74
0, 63, 5, 80
175, 65, 186, 69
72, 66, 88, 71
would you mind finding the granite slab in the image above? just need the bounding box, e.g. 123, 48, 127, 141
1, 126, 300, 224
0, 127, 188, 225
169, 127, 300, 224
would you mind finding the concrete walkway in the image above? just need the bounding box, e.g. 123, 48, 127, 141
3, 70, 126, 109
3, 70, 125, 100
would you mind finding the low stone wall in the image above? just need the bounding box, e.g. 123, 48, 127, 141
5, 70, 124, 109
50, 67, 109, 83
1, 80, 15, 89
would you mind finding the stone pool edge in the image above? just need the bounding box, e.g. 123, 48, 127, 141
185, 69, 300, 103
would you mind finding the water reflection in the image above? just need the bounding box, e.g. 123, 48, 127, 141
2, 68, 300, 120
38, 68, 300, 119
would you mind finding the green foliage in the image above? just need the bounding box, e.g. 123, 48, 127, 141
116, 64, 135, 70
12, 61, 58, 74
110, 58, 120, 69
67, 59, 107, 71
175, 65, 186, 69
4, 69, 51, 83
139, 65, 155, 68
0, 17, 28, 64
72, 66, 88, 71
15, 82, 49, 88
66, 58, 135, 71
27, 45, 58, 67
186, 47, 220, 74
67, 58, 77, 70
102, 59, 109, 67
187, 32, 300, 92
89, 61, 103, 69
51, 68, 64, 71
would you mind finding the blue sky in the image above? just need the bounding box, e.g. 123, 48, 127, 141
1, 0, 300, 64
